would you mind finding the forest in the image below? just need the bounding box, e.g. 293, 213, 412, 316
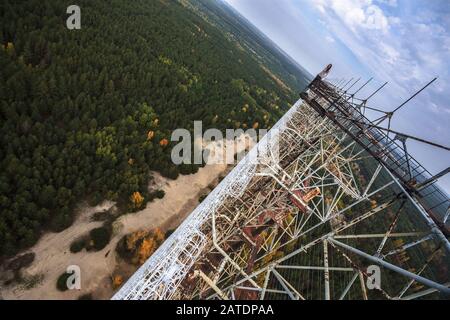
0, 0, 309, 257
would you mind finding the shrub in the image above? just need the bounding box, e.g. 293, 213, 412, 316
154, 190, 165, 199
112, 274, 124, 289
89, 226, 111, 251
70, 238, 86, 253
179, 164, 193, 175
20, 274, 44, 290
148, 190, 165, 202
7, 252, 35, 271
116, 235, 134, 262
178, 164, 199, 175
56, 272, 71, 291
91, 210, 111, 222
161, 166, 179, 180
207, 183, 216, 190
199, 194, 208, 203
116, 229, 165, 265
78, 293, 93, 300
165, 229, 175, 238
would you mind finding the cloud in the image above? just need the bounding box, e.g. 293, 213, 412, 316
376, 0, 398, 7
325, 35, 335, 43
314, 0, 390, 34
379, 42, 399, 65
310, 0, 450, 99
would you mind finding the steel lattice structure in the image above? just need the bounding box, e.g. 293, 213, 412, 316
113, 71, 450, 300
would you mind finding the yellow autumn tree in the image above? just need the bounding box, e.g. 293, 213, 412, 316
121, 229, 166, 265
159, 138, 169, 147
130, 191, 144, 209
153, 228, 165, 243
112, 274, 123, 289
126, 230, 147, 250
137, 237, 157, 265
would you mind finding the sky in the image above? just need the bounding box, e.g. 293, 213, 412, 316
224, 0, 450, 193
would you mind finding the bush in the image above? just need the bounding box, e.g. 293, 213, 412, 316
160, 166, 179, 180
178, 164, 199, 175
78, 293, 93, 300
7, 252, 35, 271
89, 227, 111, 251
112, 274, 124, 289
91, 210, 111, 222
199, 194, 208, 203
70, 239, 86, 253
165, 229, 175, 238
154, 190, 165, 199
179, 164, 192, 175
116, 235, 134, 262
116, 229, 165, 265
148, 190, 165, 202
56, 272, 71, 291
20, 274, 44, 290
207, 183, 216, 190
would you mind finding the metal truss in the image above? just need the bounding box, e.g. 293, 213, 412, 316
113, 76, 450, 301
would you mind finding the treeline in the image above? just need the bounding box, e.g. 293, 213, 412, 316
0, 0, 302, 257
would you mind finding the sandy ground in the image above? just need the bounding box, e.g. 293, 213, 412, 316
0, 137, 248, 300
